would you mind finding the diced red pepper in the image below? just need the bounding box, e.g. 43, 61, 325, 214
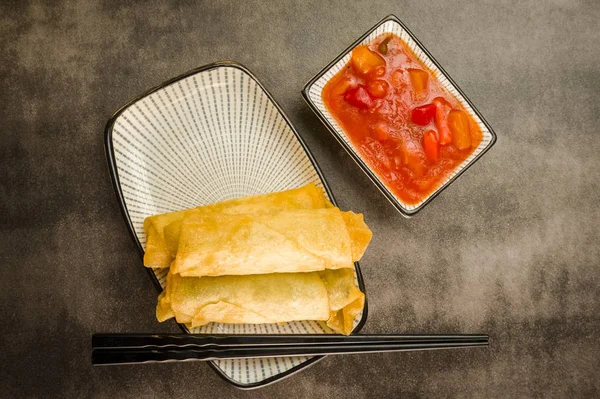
423, 129, 439, 162
351, 45, 386, 75
408, 68, 429, 95
344, 85, 374, 109
432, 97, 453, 145
448, 110, 472, 150
411, 103, 436, 126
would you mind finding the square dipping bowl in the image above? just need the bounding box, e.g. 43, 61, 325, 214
302, 15, 497, 216
105, 61, 367, 388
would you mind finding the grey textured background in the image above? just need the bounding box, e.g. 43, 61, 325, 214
1, 1, 599, 398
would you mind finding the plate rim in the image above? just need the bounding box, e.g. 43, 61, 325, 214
301, 14, 498, 217
104, 60, 369, 389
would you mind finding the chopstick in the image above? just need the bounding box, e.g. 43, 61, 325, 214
92, 334, 488, 366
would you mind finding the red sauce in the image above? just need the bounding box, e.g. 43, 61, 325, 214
322, 34, 483, 205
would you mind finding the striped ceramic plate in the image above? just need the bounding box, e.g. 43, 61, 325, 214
303, 15, 497, 217
104, 62, 367, 388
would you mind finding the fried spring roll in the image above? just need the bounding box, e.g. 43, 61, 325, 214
170, 208, 372, 277
156, 268, 364, 335
143, 183, 330, 268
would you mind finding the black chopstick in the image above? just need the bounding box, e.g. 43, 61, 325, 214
93, 333, 488, 349
92, 334, 488, 366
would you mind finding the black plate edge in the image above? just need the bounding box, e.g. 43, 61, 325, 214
301, 14, 498, 217
104, 60, 369, 389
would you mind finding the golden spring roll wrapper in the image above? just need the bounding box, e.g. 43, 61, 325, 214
171, 207, 369, 277
156, 290, 174, 322
157, 271, 330, 326
342, 211, 373, 261
318, 268, 366, 335
157, 268, 364, 335
143, 209, 188, 268
163, 184, 334, 259
143, 183, 330, 268
163, 220, 182, 259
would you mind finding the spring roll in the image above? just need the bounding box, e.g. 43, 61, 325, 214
170, 208, 372, 277
156, 268, 364, 335
319, 268, 365, 336
143, 183, 331, 268
143, 209, 187, 269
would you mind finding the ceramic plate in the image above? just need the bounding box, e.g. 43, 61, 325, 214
104, 61, 367, 388
303, 15, 497, 216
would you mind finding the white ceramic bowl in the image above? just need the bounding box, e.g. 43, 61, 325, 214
105, 61, 367, 388
303, 15, 497, 216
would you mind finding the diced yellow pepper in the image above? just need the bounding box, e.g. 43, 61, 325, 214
408, 68, 429, 95
448, 110, 472, 150
351, 45, 385, 75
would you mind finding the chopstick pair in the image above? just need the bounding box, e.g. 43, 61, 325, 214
92, 333, 489, 366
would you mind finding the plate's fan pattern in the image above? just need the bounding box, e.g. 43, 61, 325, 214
106, 63, 366, 387
304, 16, 496, 216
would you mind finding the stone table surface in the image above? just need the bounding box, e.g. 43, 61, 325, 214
1, 1, 599, 398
